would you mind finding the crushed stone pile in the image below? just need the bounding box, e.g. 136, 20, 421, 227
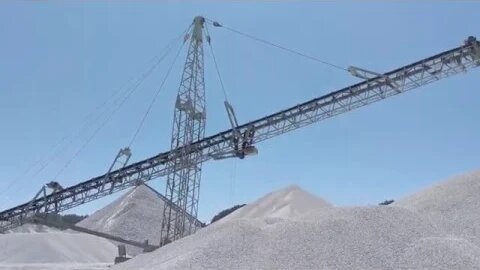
111, 186, 466, 270
6, 170, 479, 269
396, 171, 480, 246
222, 185, 331, 222
6, 223, 59, 233
77, 183, 194, 255
0, 231, 117, 264
394, 237, 480, 269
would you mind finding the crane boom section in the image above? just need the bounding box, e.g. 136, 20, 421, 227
1, 38, 479, 232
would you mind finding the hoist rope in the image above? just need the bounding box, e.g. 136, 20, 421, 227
51, 32, 186, 182
229, 159, 237, 205
0, 29, 189, 204
128, 37, 187, 148
204, 24, 230, 102
206, 18, 348, 72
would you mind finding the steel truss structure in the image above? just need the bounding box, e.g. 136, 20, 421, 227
160, 16, 207, 244
1, 36, 479, 235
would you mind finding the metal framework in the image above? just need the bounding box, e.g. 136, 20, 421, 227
1, 36, 479, 235
102, 147, 132, 193
160, 16, 207, 244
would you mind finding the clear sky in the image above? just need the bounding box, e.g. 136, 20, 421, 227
0, 1, 479, 222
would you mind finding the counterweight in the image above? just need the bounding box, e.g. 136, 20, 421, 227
1, 36, 479, 234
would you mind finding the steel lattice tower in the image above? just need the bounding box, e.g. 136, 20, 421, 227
160, 16, 207, 245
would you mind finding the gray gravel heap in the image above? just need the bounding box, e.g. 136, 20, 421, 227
222, 185, 331, 222
111, 193, 464, 269
110, 172, 480, 269
77, 184, 169, 255
6, 223, 58, 233
0, 231, 117, 264
394, 237, 480, 269
396, 171, 480, 246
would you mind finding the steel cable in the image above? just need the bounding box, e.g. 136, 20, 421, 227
206, 18, 348, 72
128, 38, 187, 148
0, 29, 188, 204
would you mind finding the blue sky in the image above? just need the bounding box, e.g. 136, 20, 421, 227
0, 2, 479, 222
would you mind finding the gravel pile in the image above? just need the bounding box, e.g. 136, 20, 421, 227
294, 206, 444, 269
77, 184, 169, 255
65, 170, 478, 269
6, 223, 58, 233
113, 186, 479, 270
396, 171, 480, 246
395, 237, 480, 269
222, 185, 331, 222
0, 231, 116, 264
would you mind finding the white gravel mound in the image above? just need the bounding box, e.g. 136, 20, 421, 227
77, 183, 200, 255
396, 171, 480, 246
76, 185, 164, 235
111, 204, 442, 269
395, 237, 480, 269
222, 185, 331, 222
0, 263, 110, 270
6, 223, 59, 233
77, 184, 168, 255
294, 206, 444, 269
0, 231, 117, 264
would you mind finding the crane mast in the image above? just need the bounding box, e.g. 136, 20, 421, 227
1, 35, 478, 236
160, 16, 207, 244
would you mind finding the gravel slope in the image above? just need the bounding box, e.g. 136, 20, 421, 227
395, 237, 480, 269
77, 184, 168, 255
112, 187, 468, 270
7, 171, 479, 269
396, 171, 480, 246
6, 223, 59, 233
222, 185, 331, 222
0, 232, 116, 264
